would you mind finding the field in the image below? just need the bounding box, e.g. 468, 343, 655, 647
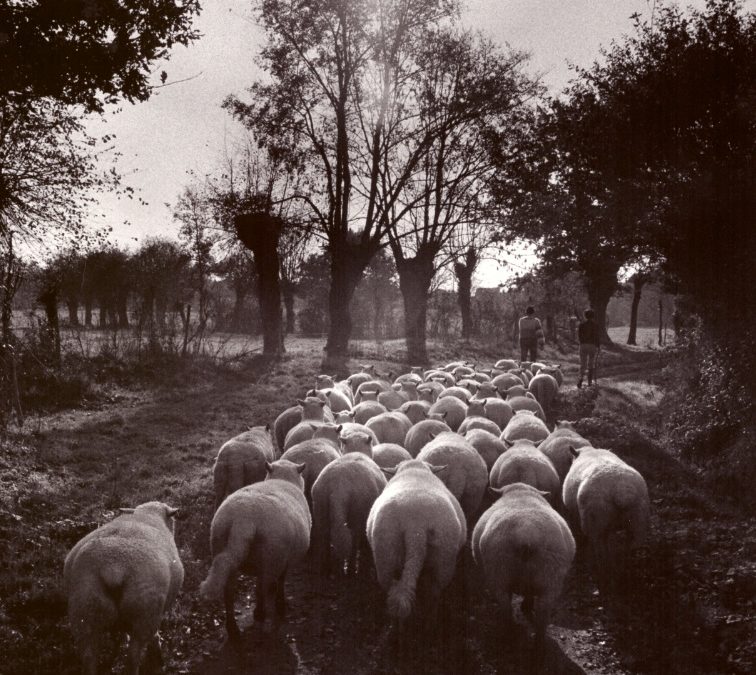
0, 336, 753, 674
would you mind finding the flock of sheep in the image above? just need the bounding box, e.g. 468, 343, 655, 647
62, 359, 651, 674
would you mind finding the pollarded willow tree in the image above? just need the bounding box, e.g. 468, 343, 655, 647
382, 29, 540, 363
226, 0, 475, 370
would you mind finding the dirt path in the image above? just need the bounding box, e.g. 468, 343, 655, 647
0, 346, 753, 674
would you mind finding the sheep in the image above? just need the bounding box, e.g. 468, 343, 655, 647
479, 397, 514, 430
428, 396, 467, 432
339, 430, 374, 456
351, 399, 389, 425
456, 378, 480, 395
416, 431, 489, 523
200, 460, 310, 638
394, 372, 423, 386
470, 370, 493, 384
273, 397, 329, 451
492, 372, 525, 391
212, 425, 277, 510
311, 453, 387, 575
366, 460, 466, 621
315, 375, 354, 405
494, 358, 518, 371
333, 410, 355, 423
417, 381, 444, 403
398, 380, 419, 401
347, 372, 374, 394
488, 439, 561, 507
64, 502, 184, 674
472, 381, 499, 399
322, 388, 353, 413
458, 415, 502, 436
438, 385, 473, 404
398, 399, 431, 425
404, 419, 453, 457
355, 375, 393, 402
527, 372, 560, 420
502, 384, 528, 399
423, 369, 455, 387
562, 447, 650, 581
452, 365, 475, 380
378, 386, 409, 411
372, 443, 413, 469
511, 367, 533, 385
501, 410, 550, 446
538, 421, 592, 483
283, 420, 321, 451
506, 392, 547, 421
540, 365, 564, 388
336, 421, 379, 445
280, 439, 340, 505
464, 429, 508, 471
365, 411, 413, 446
311, 423, 343, 448
472, 483, 575, 650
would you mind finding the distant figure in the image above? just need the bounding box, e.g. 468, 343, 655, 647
518, 306, 544, 362
568, 314, 578, 341
577, 309, 601, 388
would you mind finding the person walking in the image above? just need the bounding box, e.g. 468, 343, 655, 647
577, 309, 601, 388
518, 306, 544, 362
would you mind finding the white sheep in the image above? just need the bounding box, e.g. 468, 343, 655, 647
212, 425, 278, 510
456, 378, 480, 395
501, 410, 550, 445
200, 460, 310, 637
365, 411, 413, 446
471, 370, 493, 384
366, 460, 466, 621
494, 359, 518, 371
505, 392, 546, 421
311, 453, 387, 575
562, 447, 650, 577
472, 483, 575, 649
280, 438, 340, 505
404, 418, 453, 457
377, 386, 409, 411
417, 381, 444, 403
394, 372, 423, 386
488, 439, 561, 507
491, 372, 525, 391
438, 385, 473, 404
423, 369, 455, 387
428, 396, 467, 432
64, 502, 184, 674
398, 399, 431, 425
371, 443, 413, 469
464, 429, 508, 471
538, 421, 592, 483
416, 431, 489, 523
339, 430, 374, 456
457, 415, 501, 436
351, 399, 389, 425
472, 382, 498, 399
273, 396, 329, 451
480, 397, 514, 430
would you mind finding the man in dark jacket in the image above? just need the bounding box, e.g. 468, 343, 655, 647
577, 309, 601, 388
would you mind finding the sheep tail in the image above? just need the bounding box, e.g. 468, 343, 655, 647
199, 525, 251, 602
330, 496, 351, 560
387, 528, 427, 619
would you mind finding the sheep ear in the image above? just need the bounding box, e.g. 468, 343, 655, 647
382, 466, 398, 477
119, 508, 135, 514
308, 423, 318, 431
296, 399, 305, 406
336, 424, 343, 433
265, 461, 273, 474
265, 423, 271, 432
296, 462, 307, 474
568, 445, 580, 457
502, 438, 512, 448
338, 435, 347, 443
441, 412, 447, 419
166, 506, 179, 519
538, 490, 550, 498
526, 392, 536, 400
427, 463, 447, 475
319, 400, 327, 407
488, 486, 505, 497
428, 432, 437, 440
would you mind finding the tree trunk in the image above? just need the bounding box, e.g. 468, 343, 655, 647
235, 213, 285, 359
454, 248, 478, 341
84, 299, 93, 327
585, 276, 616, 345
397, 252, 436, 366
281, 278, 296, 334
627, 273, 646, 345
66, 299, 79, 326
38, 287, 61, 366
117, 295, 129, 329
230, 289, 248, 332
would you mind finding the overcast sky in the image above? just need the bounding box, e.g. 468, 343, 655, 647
82, 0, 726, 282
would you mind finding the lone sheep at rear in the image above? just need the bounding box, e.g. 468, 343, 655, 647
472, 483, 575, 650
200, 460, 310, 638
562, 447, 650, 581
64, 502, 184, 675
366, 460, 466, 621
213, 425, 277, 510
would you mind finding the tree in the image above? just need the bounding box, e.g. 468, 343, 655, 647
226, 0, 468, 370
0, 1, 201, 112
214, 248, 258, 333
175, 186, 219, 346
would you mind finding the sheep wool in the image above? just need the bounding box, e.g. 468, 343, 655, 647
428, 396, 468, 432
501, 410, 550, 445
464, 429, 509, 471
213, 425, 277, 510
367, 460, 466, 620
64, 502, 184, 675
472, 483, 575, 647
404, 419, 453, 457
200, 460, 311, 637
280, 439, 340, 505
365, 411, 413, 446
311, 453, 387, 574
371, 443, 413, 470
488, 439, 561, 507
416, 431, 489, 522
